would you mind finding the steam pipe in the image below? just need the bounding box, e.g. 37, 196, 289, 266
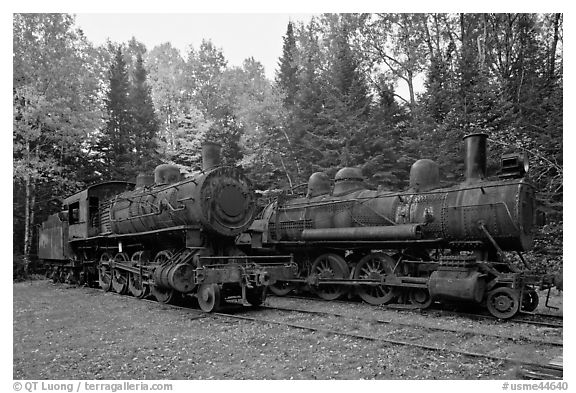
301, 224, 422, 241
463, 133, 488, 183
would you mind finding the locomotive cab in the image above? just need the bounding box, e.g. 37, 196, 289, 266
62, 181, 135, 239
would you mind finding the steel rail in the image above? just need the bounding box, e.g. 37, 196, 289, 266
256, 304, 562, 347
420, 309, 563, 329
273, 294, 563, 329
209, 311, 562, 372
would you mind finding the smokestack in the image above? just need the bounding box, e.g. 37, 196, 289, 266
202, 141, 222, 171
463, 133, 488, 183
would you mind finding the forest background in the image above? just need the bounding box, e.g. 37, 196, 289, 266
13, 13, 563, 276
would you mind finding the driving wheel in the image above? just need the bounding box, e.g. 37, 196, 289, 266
353, 252, 396, 305
310, 253, 349, 300
98, 253, 113, 291
128, 251, 149, 299
111, 252, 129, 294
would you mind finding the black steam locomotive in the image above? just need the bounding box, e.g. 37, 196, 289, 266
238, 133, 554, 319
38, 142, 295, 312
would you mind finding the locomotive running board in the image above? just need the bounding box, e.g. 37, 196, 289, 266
282, 276, 429, 288
272, 239, 444, 247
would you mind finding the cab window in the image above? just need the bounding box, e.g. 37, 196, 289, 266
69, 202, 80, 224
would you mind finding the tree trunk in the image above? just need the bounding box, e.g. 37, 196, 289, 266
407, 70, 415, 108
549, 13, 560, 81
22, 141, 37, 277
278, 155, 293, 190
280, 127, 302, 178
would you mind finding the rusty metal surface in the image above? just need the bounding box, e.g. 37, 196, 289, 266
463, 133, 488, 182
109, 165, 255, 237
409, 159, 440, 192
264, 177, 533, 252
38, 214, 70, 260
201, 141, 222, 171
301, 224, 422, 241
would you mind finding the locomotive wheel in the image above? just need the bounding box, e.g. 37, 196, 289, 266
269, 258, 298, 296
151, 285, 176, 304
353, 253, 396, 305
51, 267, 60, 283
246, 287, 266, 307
197, 284, 222, 312
486, 287, 520, 319
129, 273, 150, 299
65, 271, 76, 285
154, 250, 173, 264
98, 253, 113, 292
111, 253, 130, 294
310, 254, 349, 301
269, 282, 295, 296
131, 251, 145, 265
45, 267, 53, 280
521, 288, 540, 312
408, 288, 432, 309
128, 251, 149, 299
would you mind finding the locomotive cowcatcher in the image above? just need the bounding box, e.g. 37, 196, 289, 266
238, 133, 555, 319
38, 142, 296, 311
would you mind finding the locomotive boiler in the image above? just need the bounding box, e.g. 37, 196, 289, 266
239, 133, 552, 318
38, 142, 295, 312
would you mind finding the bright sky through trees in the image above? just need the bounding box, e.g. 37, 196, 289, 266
75, 14, 315, 80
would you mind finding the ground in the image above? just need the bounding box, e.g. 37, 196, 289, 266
13, 280, 562, 380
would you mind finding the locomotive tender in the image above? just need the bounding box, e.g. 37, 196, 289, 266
239, 133, 553, 318
38, 142, 296, 312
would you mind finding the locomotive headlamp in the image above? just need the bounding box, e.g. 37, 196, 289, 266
500, 152, 529, 178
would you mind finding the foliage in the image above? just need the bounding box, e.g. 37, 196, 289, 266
129, 52, 161, 173
98, 46, 161, 180
100, 46, 133, 178
276, 21, 299, 107
146, 42, 187, 160
525, 221, 563, 275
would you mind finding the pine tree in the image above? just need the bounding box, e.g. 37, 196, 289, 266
101, 46, 133, 179
323, 23, 372, 167
330, 26, 371, 117
292, 22, 328, 174
276, 21, 299, 107
130, 52, 160, 172
423, 55, 453, 122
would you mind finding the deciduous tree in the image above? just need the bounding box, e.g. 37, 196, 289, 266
13, 13, 102, 272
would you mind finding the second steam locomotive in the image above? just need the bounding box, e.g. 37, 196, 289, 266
239, 133, 553, 319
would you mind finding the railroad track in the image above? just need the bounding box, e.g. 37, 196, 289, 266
101, 290, 562, 379
257, 304, 562, 347
421, 308, 563, 329
275, 294, 563, 329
